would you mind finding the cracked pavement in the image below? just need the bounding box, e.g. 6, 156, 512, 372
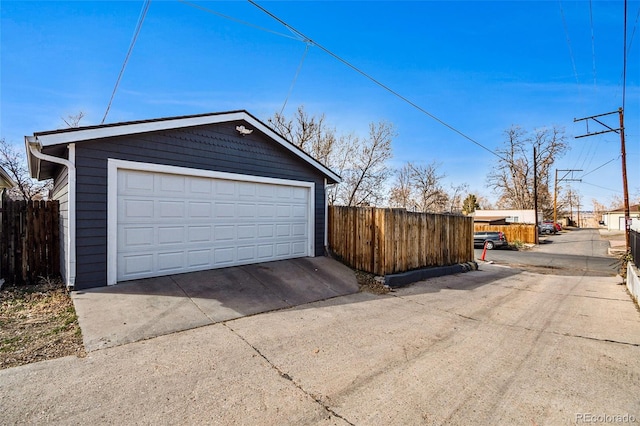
1, 229, 639, 425
2, 263, 639, 425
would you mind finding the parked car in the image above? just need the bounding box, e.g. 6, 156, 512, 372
473, 231, 509, 250
539, 223, 557, 234
544, 221, 562, 231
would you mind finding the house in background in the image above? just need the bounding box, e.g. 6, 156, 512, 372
602, 204, 640, 232
0, 166, 17, 193
472, 216, 508, 226
25, 110, 340, 290
473, 209, 542, 224
0, 165, 17, 205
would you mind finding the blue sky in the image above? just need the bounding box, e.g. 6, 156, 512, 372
1, 0, 638, 208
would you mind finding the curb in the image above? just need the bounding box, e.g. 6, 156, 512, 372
384, 262, 479, 288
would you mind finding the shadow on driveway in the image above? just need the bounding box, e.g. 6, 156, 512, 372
72, 257, 520, 352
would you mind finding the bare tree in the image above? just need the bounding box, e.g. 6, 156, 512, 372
408, 161, 447, 212
475, 194, 494, 210
268, 105, 336, 166
336, 121, 394, 206
447, 183, 469, 213
61, 111, 85, 128
270, 106, 394, 207
0, 138, 51, 201
388, 163, 413, 209
487, 125, 567, 217
388, 161, 448, 212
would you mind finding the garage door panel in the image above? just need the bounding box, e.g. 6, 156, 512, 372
160, 175, 185, 192
213, 225, 235, 241
122, 254, 153, 276
157, 252, 184, 272
123, 199, 154, 219
188, 202, 212, 218
188, 249, 211, 268
237, 245, 255, 261
215, 203, 235, 218
116, 169, 311, 282
121, 170, 154, 193
188, 226, 211, 242
237, 224, 256, 239
159, 201, 185, 218
292, 241, 307, 255
156, 226, 184, 245
257, 245, 274, 259
122, 226, 154, 247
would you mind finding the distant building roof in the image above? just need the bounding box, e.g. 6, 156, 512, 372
0, 166, 16, 189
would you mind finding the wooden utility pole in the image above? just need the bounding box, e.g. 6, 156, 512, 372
554, 169, 581, 226
574, 108, 630, 250
534, 147, 539, 244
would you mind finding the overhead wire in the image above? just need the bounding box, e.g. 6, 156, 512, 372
247, 0, 508, 162
177, 0, 302, 41
622, 0, 628, 113
101, 0, 152, 124
280, 42, 312, 116
589, 0, 597, 89
558, 0, 596, 175
580, 156, 620, 178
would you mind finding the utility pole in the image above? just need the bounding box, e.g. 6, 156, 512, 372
554, 169, 582, 226
534, 147, 539, 244
574, 108, 630, 250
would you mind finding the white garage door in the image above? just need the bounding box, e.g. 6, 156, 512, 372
116, 168, 311, 282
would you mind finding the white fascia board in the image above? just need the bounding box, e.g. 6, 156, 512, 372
35, 111, 341, 183
35, 112, 246, 146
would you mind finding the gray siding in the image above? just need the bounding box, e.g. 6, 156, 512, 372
59, 120, 327, 290
51, 167, 69, 284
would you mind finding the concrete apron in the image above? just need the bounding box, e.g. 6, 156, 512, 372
71, 257, 359, 352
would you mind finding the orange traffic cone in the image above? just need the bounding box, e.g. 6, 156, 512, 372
480, 241, 488, 261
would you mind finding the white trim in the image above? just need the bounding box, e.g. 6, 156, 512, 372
67, 144, 76, 288
25, 140, 76, 288
107, 159, 315, 285
33, 111, 340, 183
324, 178, 329, 248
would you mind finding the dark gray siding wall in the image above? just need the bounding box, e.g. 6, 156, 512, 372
64, 121, 327, 290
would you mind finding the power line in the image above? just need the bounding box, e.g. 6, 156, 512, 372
580, 156, 620, 178
178, 0, 301, 41
589, 0, 597, 89
247, 0, 506, 162
102, 0, 152, 124
581, 180, 623, 194
628, 5, 640, 55
622, 0, 628, 113
280, 42, 312, 116
558, 0, 581, 88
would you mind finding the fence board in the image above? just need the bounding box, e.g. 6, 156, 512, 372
328, 206, 474, 276
473, 223, 537, 244
0, 195, 60, 284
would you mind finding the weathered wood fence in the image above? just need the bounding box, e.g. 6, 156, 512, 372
473, 223, 537, 244
1, 197, 60, 284
328, 206, 474, 276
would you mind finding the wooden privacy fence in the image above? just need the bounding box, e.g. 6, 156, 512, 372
328, 206, 474, 276
473, 223, 537, 244
1, 198, 60, 284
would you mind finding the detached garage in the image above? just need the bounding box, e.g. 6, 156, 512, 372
25, 110, 340, 290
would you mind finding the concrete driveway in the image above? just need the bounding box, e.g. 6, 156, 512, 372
72, 257, 359, 351
3, 263, 639, 425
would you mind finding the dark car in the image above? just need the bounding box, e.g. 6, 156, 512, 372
473, 231, 508, 250
539, 223, 557, 234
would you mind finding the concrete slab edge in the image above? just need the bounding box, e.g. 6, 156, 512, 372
384, 262, 479, 288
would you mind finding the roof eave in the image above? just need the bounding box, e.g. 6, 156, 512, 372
31, 110, 341, 184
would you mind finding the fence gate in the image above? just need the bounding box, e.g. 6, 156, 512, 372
0, 194, 60, 284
